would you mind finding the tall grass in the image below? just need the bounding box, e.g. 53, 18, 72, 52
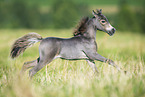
0, 29, 145, 97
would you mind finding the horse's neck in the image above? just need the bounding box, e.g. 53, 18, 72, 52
85, 20, 97, 40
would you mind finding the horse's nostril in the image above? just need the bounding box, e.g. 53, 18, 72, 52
112, 28, 116, 33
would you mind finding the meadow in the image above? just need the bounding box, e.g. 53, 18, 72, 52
0, 29, 145, 97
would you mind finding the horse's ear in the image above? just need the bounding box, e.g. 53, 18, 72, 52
92, 9, 102, 17
92, 10, 98, 17
100, 9, 102, 13
96, 9, 102, 15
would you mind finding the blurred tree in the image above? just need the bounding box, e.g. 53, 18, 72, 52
0, 0, 41, 28
0, 0, 89, 29
138, 0, 145, 33
49, 0, 89, 28
116, 0, 140, 32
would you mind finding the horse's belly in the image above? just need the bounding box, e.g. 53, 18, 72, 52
59, 50, 87, 60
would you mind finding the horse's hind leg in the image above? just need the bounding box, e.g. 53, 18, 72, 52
21, 58, 39, 73
29, 38, 60, 78
29, 57, 54, 78
29, 48, 59, 78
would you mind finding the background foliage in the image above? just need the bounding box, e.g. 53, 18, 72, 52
0, 0, 89, 29
0, 0, 145, 33
115, 0, 145, 33
49, 0, 89, 28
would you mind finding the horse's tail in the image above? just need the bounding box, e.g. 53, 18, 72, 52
10, 32, 43, 59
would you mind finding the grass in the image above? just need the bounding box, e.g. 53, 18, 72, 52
0, 29, 145, 97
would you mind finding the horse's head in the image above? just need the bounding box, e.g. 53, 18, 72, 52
92, 9, 115, 36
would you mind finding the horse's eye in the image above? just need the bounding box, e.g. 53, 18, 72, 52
100, 20, 106, 24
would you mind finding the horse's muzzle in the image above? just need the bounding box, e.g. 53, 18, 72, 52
108, 28, 115, 36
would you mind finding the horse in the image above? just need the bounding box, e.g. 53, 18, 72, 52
10, 9, 122, 78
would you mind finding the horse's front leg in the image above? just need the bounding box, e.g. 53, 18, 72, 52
84, 52, 121, 72
96, 53, 121, 71
105, 58, 121, 71
86, 60, 99, 73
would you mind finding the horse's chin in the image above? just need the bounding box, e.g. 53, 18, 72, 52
107, 31, 114, 36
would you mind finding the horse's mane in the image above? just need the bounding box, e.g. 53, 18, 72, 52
73, 17, 89, 36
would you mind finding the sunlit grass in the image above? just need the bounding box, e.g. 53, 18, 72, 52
0, 29, 145, 97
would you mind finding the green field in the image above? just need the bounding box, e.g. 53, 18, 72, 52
0, 29, 145, 97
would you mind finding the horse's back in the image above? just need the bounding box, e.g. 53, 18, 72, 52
39, 36, 87, 60
39, 37, 62, 59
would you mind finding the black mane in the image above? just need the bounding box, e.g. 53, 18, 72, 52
73, 17, 89, 36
